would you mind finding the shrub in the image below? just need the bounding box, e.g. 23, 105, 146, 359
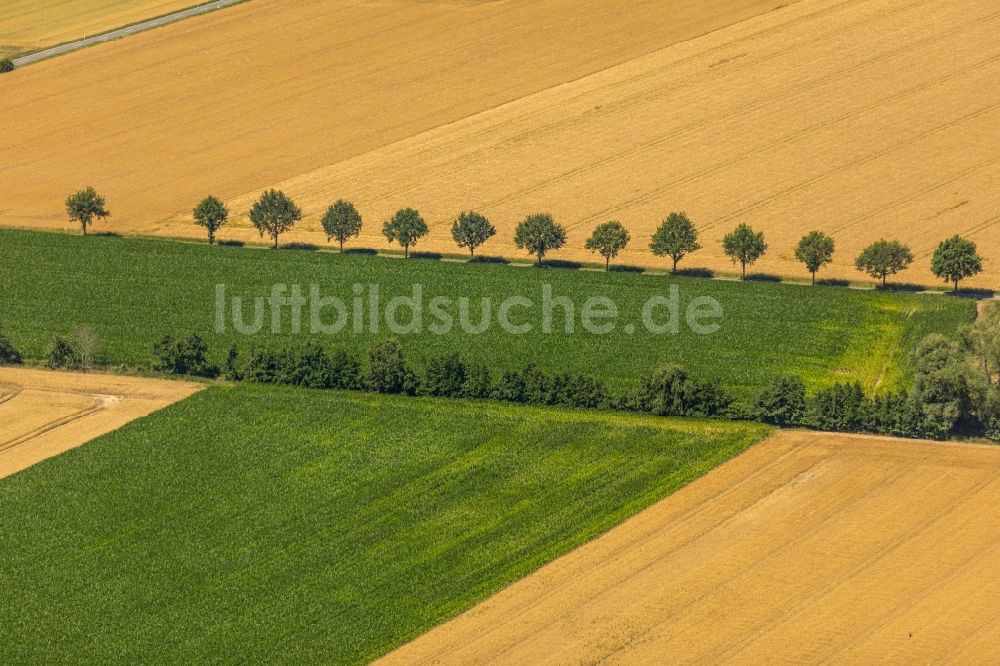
463, 362, 492, 399
423, 353, 467, 398
0, 330, 23, 365
243, 345, 362, 390
865, 389, 945, 439
632, 365, 731, 417
224, 345, 242, 381
811, 381, 866, 432
328, 350, 363, 390
753, 375, 807, 425
75, 326, 98, 369
551, 373, 610, 409
153, 333, 216, 377
47, 336, 83, 370
368, 340, 418, 395
0, 58, 14, 74
245, 348, 281, 384
492, 369, 526, 403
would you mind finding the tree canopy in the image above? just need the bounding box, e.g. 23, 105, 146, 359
322, 200, 364, 252
383, 208, 429, 258
794, 230, 835, 284
451, 210, 495, 258
249, 189, 301, 249
931, 235, 983, 292
722, 223, 767, 278
854, 239, 913, 287
65, 187, 110, 236
650, 212, 700, 272
193, 195, 229, 245
514, 213, 567, 266
585, 220, 630, 270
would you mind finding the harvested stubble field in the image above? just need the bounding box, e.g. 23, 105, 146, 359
0, 366, 200, 478
0, 0, 777, 234
0, 0, 199, 58
383, 430, 1000, 665
2, 0, 997, 286
0, 385, 767, 664
0, 229, 975, 397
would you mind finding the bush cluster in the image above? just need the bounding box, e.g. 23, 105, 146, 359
811, 382, 946, 439
0, 330, 23, 365
47, 336, 83, 370
628, 365, 731, 417
242, 344, 361, 389
153, 334, 217, 377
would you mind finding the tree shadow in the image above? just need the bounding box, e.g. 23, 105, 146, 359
609, 264, 645, 274
673, 267, 715, 278
878, 282, 926, 293
745, 272, 782, 283
469, 255, 510, 265
344, 248, 378, 255
218, 239, 245, 247
281, 242, 319, 252
816, 278, 850, 287
410, 251, 443, 261
539, 259, 583, 270
955, 288, 995, 299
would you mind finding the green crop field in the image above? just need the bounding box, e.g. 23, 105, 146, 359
0, 385, 767, 664
0, 229, 975, 396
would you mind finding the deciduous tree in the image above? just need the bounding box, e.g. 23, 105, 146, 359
382, 208, 429, 258
193, 195, 229, 245
722, 223, 767, 279
585, 220, 630, 270
650, 212, 700, 273
931, 235, 983, 293
794, 230, 835, 285
65, 187, 110, 236
321, 199, 363, 252
514, 213, 566, 266
249, 189, 301, 249
451, 210, 495, 259
854, 239, 913, 287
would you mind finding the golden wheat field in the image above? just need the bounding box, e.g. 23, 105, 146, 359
381, 430, 1000, 665
0, 0, 777, 236
0, 0, 198, 58
2, 0, 998, 286
0, 367, 201, 479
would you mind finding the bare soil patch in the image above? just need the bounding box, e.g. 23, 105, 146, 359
381, 430, 1000, 664
0, 367, 201, 479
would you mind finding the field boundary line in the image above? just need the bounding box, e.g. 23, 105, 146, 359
9, 0, 249, 67
485, 448, 917, 664
404, 437, 826, 664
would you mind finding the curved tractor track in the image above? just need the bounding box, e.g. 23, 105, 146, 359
0, 368, 201, 479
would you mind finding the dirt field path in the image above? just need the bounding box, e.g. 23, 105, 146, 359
380, 430, 1000, 664
0, 367, 201, 479
9, 0, 245, 66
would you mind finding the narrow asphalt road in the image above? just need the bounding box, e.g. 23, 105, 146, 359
11, 0, 246, 67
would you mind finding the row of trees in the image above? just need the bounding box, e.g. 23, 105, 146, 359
65, 187, 986, 290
